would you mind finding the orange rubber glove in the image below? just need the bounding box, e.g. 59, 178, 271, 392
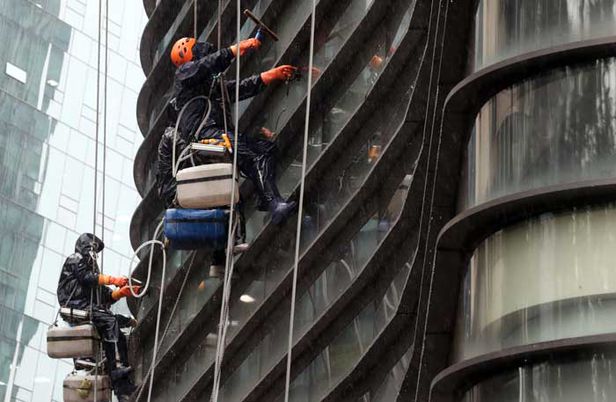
260, 65, 297, 85
230, 38, 261, 57
98, 274, 129, 287
112, 285, 142, 300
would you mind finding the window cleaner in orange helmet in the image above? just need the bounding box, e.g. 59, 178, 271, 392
166, 30, 298, 225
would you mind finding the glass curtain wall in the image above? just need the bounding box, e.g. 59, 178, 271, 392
219, 0, 416, 380
280, 262, 411, 402
218, 175, 412, 402
463, 58, 616, 208
141, 0, 416, 396
474, 0, 616, 71
462, 352, 616, 402
454, 203, 616, 362
0, 0, 146, 401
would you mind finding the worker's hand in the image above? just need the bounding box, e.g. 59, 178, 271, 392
98, 274, 129, 287
260, 65, 297, 85
260, 127, 275, 140
112, 285, 142, 300
230, 38, 261, 57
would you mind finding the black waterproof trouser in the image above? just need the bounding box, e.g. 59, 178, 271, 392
91, 308, 133, 395
199, 128, 282, 208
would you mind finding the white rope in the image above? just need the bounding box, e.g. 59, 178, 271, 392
92, 0, 107, 398
128, 220, 164, 298
134, 252, 198, 402
128, 239, 167, 402
194, 0, 198, 38
172, 96, 211, 177
284, 0, 317, 400
210, 0, 242, 399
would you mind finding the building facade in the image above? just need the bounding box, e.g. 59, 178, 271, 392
408, 1, 616, 402
0, 1, 146, 401
132, 0, 616, 401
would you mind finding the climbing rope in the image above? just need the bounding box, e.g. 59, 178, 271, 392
133, 252, 198, 402
131, 238, 167, 402
210, 0, 242, 399
194, 0, 198, 38
90, 0, 109, 399
413, 0, 452, 399
283, 0, 317, 400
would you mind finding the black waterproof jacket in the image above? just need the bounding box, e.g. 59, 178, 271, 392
173, 47, 265, 139
156, 127, 188, 208
57, 233, 113, 310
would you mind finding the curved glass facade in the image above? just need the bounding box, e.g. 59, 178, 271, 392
474, 0, 616, 71
461, 353, 616, 402
219, 175, 411, 402
463, 58, 616, 208
279, 261, 411, 402
133, 0, 424, 399
454, 204, 616, 362
0, 0, 146, 401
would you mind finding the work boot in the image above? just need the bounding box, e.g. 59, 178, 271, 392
270, 199, 298, 225
110, 367, 133, 381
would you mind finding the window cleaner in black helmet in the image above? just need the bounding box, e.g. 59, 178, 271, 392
56, 233, 141, 401
169, 33, 298, 225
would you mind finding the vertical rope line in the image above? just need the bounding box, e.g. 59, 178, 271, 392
284, 0, 317, 400
93, 0, 102, 238
194, 0, 198, 38
211, 0, 241, 397
101, 0, 109, 272
414, 0, 451, 398
93, 0, 103, 399
217, 0, 223, 49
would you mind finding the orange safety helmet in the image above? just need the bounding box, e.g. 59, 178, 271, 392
171, 37, 196, 67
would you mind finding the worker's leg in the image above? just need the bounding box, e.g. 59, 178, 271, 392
235, 135, 296, 224
91, 309, 134, 396
91, 308, 120, 373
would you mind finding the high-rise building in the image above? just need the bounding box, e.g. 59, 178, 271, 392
404, 1, 616, 401
0, 1, 146, 401
132, 0, 426, 400
133, 0, 616, 401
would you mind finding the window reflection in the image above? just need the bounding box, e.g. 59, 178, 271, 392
474, 0, 616, 70
219, 174, 411, 401
462, 353, 616, 402
281, 263, 410, 402
454, 203, 616, 362
464, 59, 616, 208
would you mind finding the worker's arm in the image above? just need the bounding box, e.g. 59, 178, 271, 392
71, 253, 128, 289
177, 48, 236, 83
111, 286, 142, 301
226, 75, 266, 101
260, 65, 297, 85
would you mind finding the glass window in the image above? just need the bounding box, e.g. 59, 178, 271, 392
454, 203, 616, 362
462, 58, 616, 208
368, 344, 412, 402
280, 263, 410, 402
461, 352, 616, 402
474, 0, 616, 71
219, 174, 411, 402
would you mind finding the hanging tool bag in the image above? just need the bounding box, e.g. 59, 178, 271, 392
63, 373, 111, 402
176, 163, 239, 209
47, 324, 100, 359
164, 208, 229, 250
